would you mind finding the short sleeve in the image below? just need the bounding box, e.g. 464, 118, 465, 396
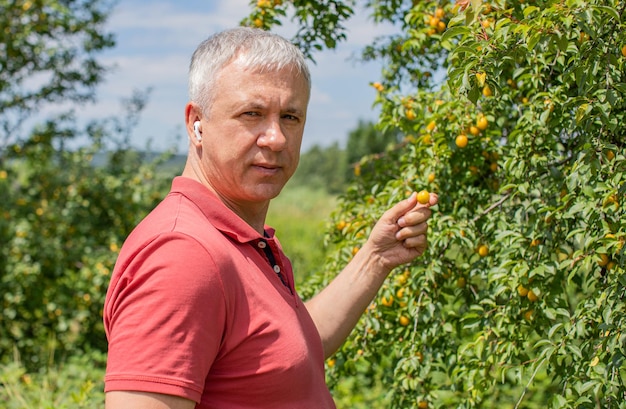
104, 233, 226, 403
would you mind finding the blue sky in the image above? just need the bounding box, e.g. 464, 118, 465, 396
81, 0, 398, 153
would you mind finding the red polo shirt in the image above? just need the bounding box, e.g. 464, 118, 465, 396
104, 177, 335, 408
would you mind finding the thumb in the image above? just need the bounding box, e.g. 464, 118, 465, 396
382, 193, 418, 224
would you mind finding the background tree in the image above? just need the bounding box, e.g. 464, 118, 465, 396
245, 0, 626, 408
0, 0, 115, 147
345, 119, 403, 182
0, 1, 176, 369
290, 142, 348, 194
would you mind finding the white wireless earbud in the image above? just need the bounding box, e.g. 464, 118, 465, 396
193, 121, 202, 142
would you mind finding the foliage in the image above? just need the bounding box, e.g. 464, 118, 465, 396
0, 0, 178, 371
346, 120, 403, 183
0, 107, 173, 370
242, 0, 355, 60
0, 0, 115, 145
245, 0, 626, 408
290, 142, 348, 194
0, 350, 105, 408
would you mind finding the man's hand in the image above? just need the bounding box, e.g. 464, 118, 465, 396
365, 191, 439, 273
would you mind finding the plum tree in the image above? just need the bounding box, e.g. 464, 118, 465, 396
245, 0, 625, 407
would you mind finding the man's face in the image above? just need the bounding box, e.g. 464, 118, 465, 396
197, 55, 309, 210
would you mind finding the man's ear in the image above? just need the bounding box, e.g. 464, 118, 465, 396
185, 103, 203, 146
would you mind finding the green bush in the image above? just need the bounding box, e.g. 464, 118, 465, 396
0, 116, 173, 370
0, 350, 105, 408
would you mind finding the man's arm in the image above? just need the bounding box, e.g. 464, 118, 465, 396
304, 192, 438, 358
105, 391, 196, 409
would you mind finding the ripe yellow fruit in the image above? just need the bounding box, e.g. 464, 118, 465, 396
396, 273, 408, 286
455, 134, 468, 148
352, 246, 360, 256
381, 295, 394, 307
476, 115, 488, 130
253, 18, 263, 28
417, 190, 430, 205
372, 82, 384, 92
523, 309, 534, 321
435, 7, 445, 19
427, 172, 435, 183
437, 21, 447, 33
456, 277, 466, 288
478, 244, 489, 257
598, 253, 609, 267
327, 358, 335, 367
426, 120, 436, 132
527, 289, 539, 302
482, 85, 493, 97
603, 194, 618, 208
418, 401, 428, 409
607, 150, 615, 161
517, 285, 529, 297
476, 72, 487, 87
428, 16, 440, 28
406, 108, 416, 121
622, 45, 626, 58
399, 315, 411, 326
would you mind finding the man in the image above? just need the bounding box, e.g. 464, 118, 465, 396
103, 27, 437, 409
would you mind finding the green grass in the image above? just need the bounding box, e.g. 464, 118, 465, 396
267, 182, 338, 284
0, 352, 105, 408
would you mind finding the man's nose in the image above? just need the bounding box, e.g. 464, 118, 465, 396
257, 119, 287, 151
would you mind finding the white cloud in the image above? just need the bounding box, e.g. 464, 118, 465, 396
66, 0, 396, 152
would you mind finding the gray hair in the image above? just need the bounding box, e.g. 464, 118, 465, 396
188, 27, 311, 115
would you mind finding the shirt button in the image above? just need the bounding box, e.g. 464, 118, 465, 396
258, 241, 267, 249
273, 265, 281, 273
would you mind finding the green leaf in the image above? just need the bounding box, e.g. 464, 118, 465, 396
527, 32, 543, 51
441, 26, 471, 44
591, 5, 620, 21
523, 6, 540, 17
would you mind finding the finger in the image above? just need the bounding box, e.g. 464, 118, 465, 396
382, 192, 418, 225
402, 233, 428, 250
398, 207, 432, 228
395, 222, 428, 241
428, 192, 439, 207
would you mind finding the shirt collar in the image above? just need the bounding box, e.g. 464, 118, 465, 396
170, 176, 273, 244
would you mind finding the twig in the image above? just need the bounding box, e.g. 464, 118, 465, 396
514, 356, 547, 409
472, 191, 512, 223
